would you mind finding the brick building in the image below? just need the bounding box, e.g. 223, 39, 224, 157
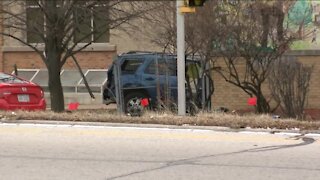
0, 24, 159, 73
0, 1, 162, 108
0, 1, 160, 73
1, 1, 319, 117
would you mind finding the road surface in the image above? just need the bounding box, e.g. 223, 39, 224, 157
0, 123, 319, 180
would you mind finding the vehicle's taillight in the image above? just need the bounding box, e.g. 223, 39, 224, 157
40, 90, 44, 98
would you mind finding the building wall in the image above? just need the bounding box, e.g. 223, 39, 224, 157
2, 2, 320, 113
297, 55, 320, 109
1, 45, 116, 73
110, 28, 162, 54
0, 1, 120, 73
212, 53, 320, 111
212, 58, 257, 111
0, 1, 165, 72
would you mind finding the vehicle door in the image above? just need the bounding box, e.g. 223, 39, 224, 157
119, 57, 145, 89
141, 56, 177, 104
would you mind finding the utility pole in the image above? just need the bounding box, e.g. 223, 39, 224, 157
177, 0, 186, 116
176, 0, 206, 115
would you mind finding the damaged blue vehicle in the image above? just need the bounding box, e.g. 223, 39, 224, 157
103, 51, 213, 116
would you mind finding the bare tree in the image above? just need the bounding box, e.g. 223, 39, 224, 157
0, 0, 154, 112
207, 1, 293, 113
269, 57, 313, 119
135, 2, 176, 53
139, 1, 221, 58
186, 1, 292, 113
122, 1, 296, 113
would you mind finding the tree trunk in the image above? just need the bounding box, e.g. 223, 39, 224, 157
47, 43, 64, 112
45, 0, 64, 112
255, 92, 270, 114
46, 31, 64, 111
48, 62, 64, 112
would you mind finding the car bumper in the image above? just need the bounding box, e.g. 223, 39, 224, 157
0, 98, 46, 110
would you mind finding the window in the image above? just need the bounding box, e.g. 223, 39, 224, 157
26, 1, 109, 43
26, 0, 44, 43
145, 59, 177, 76
121, 59, 143, 74
73, 2, 110, 43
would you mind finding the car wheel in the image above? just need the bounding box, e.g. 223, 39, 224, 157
124, 92, 148, 116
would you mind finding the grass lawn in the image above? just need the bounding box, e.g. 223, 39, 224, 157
1, 109, 320, 132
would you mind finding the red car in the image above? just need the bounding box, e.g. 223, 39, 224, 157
0, 73, 46, 110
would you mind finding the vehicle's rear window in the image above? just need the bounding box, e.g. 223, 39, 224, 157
0, 73, 26, 83
121, 59, 143, 74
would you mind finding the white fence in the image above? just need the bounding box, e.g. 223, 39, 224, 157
13, 69, 108, 93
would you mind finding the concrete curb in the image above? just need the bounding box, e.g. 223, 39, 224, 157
1, 119, 320, 137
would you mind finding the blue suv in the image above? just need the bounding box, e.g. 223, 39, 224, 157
103, 51, 212, 115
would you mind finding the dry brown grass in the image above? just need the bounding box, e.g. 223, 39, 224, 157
1, 110, 320, 131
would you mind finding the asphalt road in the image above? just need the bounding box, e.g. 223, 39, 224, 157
0, 123, 319, 180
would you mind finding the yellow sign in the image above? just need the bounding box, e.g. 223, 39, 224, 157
179, 6, 196, 13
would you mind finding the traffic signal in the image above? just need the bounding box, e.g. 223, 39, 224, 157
185, 0, 207, 7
